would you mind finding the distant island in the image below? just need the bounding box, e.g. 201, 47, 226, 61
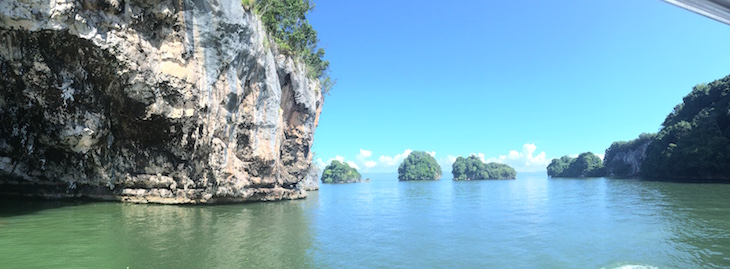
547, 152, 604, 178
398, 151, 442, 181
559, 73, 730, 180
452, 156, 516, 180
321, 160, 363, 183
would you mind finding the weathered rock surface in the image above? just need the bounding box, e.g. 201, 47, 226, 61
603, 139, 652, 177
301, 163, 319, 191
0, 0, 323, 203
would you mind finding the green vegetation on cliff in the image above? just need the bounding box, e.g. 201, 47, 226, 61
547, 152, 604, 178
451, 156, 516, 180
603, 133, 656, 177
321, 160, 361, 183
397, 151, 442, 181
639, 75, 730, 179
245, 0, 334, 93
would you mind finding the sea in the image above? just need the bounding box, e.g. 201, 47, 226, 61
1, 172, 729, 268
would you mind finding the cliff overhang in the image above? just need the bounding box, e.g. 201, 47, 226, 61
0, 0, 324, 204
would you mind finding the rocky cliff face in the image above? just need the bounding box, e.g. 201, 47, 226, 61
0, 0, 323, 203
301, 163, 319, 191
603, 138, 652, 177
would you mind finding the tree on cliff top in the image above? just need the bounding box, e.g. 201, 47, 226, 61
321, 160, 361, 183
640, 74, 730, 179
603, 133, 656, 177
397, 151, 442, 181
246, 0, 334, 94
452, 155, 516, 180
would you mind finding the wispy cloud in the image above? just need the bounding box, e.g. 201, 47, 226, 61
315, 158, 326, 170
378, 149, 413, 167
347, 161, 360, 170
320, 149, 443, 173
438, 155, 458, 173
318, 155, 362, 170
364, 160, 377, 168
470, 153, 486, 163
358, 149, 372, 159
485, 144, 550, 172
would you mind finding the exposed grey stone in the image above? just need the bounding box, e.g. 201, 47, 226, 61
604, 140, 652, 177
302, 163, 319, 191
0, 0, 323, 204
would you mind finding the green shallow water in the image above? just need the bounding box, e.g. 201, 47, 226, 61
1, 174, 730, 268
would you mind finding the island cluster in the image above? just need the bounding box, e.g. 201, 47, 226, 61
321, 151, 516, 183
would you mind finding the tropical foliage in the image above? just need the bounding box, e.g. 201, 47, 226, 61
397, 151, 442, 181
640, 75, 730, 179
603, 133, 656, 177
321, 160, 361, 183
547, 152, 604, 178
247, 0, 334, 93
451, 155, 516, 180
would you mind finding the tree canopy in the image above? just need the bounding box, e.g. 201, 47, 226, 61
397, 151, 442, 181
640, 75, 730, 179
452, 155, 516, 180
547, 152, 604, 178
247, 0, 333, 93
321, 160, 362, 183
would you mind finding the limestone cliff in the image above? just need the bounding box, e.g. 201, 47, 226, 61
0, 0, 324, 203
603, 134, 655, 177
302, 163, 319, 191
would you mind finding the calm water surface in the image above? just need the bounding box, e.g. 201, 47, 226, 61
2, 173, 730, 268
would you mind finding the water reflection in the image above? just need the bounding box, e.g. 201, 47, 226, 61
0, 198, 316, 269
3, 177, 730, 268
119, 200, 316, 269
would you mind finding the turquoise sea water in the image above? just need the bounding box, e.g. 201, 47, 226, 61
1, 173, 729, 268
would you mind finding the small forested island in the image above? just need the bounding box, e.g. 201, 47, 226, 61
452, 156, 516, 180
398, 151, 442, 181
547, 152, 604, 178
321, 160, 363, 183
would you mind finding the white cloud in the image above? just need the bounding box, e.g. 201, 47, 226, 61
378, 149, 412, 167
596, 153, 605, 160
485, 144, 550, 173
315, 158, 326, 170
364, 160, 377, 168
346, 161, 360, 170
356, 148, 377, 170
322, 155, 362, 170
469, 153, 486, 163
358, 149, 372, 159
321, 149, 442, 173
438, 155, 458, 173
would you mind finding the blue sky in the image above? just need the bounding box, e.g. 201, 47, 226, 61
307, 0, 730, 173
